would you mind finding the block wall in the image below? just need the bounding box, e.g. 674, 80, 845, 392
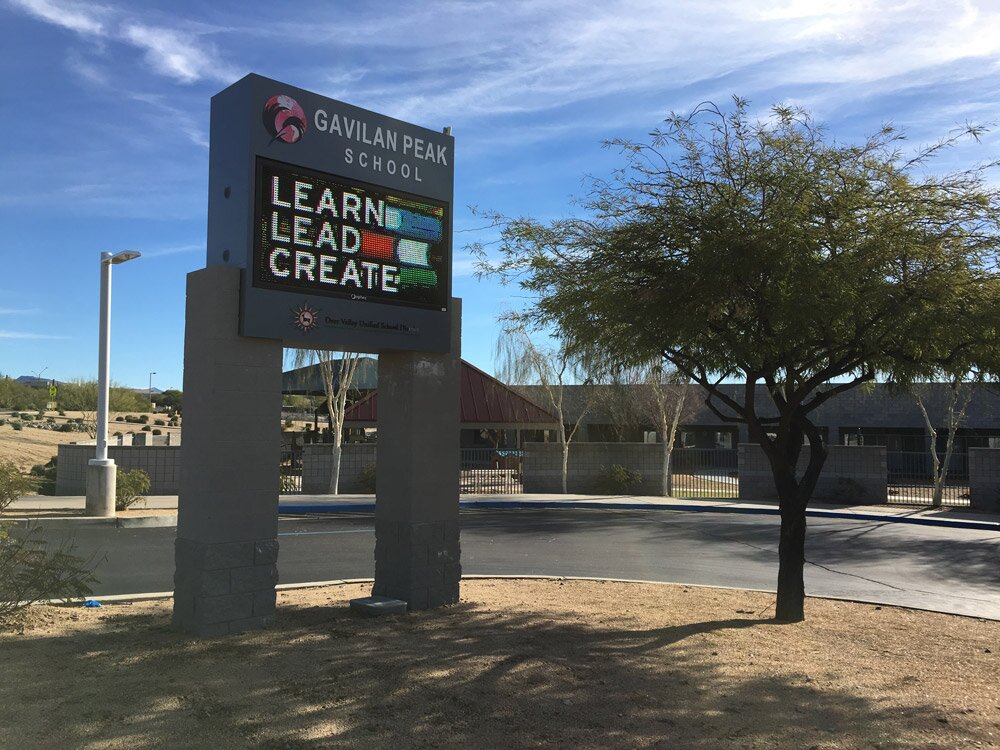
738, 444, 886, 503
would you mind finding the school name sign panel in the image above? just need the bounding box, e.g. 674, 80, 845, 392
207, 74, 453, 352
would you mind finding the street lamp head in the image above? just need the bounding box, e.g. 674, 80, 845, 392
110, 249, 141, 265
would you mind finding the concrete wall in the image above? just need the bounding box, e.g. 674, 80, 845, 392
968, 448, 1000, 513
523, 442, 664, 495
57, 444, 182, 495
301, 443, 376, 493
738, 444, 886, 504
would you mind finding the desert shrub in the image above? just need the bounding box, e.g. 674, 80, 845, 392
20, 414, 33, 422
0, 522, 99, 617
58, 423, 75, 432
154, 419, 165, 426
115, 416, 124, 422
595, 464, 643, 494
0, 419, 5, 427
151, 429, 161, 436
28, 457, 57, 496
45, 417, 55, 424
828, 477, 868, 503
11, 422, 22, 432
58, 410, 65, 416
73, 418, 83, 425
0, 460, 36, 512
359, 463, 377, 493
115, 468, 151, 511
138, 415, 149, 424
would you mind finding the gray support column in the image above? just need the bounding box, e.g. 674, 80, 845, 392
172, 266, 283, 637
373, 299, 462, 610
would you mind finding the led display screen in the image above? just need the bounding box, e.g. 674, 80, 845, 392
253, 157, 449, 311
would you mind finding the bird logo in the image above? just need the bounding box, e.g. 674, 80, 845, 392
263, 95, 307, 144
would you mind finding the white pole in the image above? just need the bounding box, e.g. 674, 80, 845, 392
96, 252, 112, 462
87, 249, 139, 516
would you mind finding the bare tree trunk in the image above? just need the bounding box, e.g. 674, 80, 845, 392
328, 442, 342, 495
776, 505, 807, 622
561, 438, 569, 494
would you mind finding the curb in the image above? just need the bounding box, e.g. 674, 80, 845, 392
2, 515, 178, 529
276, 499, 1000, 532
51, 576, 998, 622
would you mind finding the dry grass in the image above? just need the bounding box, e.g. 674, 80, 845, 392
1, 579, 997, 749
0, 411, 181, 473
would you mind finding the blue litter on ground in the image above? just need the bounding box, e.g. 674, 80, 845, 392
82, 599, 102, 608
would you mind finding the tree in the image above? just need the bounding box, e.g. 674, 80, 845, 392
495, 329, 597, 494
475, 98, 1000, 621
291, 351, 363, 495
157, 389, 183, 414
595, 361, 689, 496
637, 364, 689, 497
911, 376, 976, 507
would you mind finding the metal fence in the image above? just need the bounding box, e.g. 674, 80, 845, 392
670, 448, 739, 499
886, 450, 970, 506
460, 448, 523, 495
279, 445, 524, 495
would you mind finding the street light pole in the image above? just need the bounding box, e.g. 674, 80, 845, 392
86, 249, 140, 516
149, 371, 156, 410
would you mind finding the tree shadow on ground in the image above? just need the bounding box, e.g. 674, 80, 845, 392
2, 586, 990, 749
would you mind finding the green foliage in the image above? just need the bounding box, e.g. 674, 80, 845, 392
55, 379, 149, 413
474, 98, 1000, 621
359, 464, 376, 493
115, 468, 151, 511
0, 376, 48, 411
0, 522, 99, 616
0, 460, 36, 512
141, 425, 151, 432
11, 422, 22, 432
157, 389, 183, 413
28, 457, 57, 496
154, 419, 165, 426
595, 464, 643, 494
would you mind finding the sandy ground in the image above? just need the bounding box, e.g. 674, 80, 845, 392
0, 579, 996, 749
0, 411, 181, 473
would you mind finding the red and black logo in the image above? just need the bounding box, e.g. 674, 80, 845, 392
263, 94, 307, 144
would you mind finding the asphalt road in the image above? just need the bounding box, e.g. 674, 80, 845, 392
31, 508, 1000, 619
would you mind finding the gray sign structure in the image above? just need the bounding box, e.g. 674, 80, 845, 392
207, 73, 454, 353
173, 74, 461, 637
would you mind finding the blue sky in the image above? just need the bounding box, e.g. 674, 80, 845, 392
1, 0, 999, 391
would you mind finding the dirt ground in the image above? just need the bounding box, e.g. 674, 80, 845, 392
0, 411, 181, 473
1, 579, 996, 749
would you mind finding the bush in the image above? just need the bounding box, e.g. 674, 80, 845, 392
0, 419, 6, 427
115, 416, 124, 422
359, 464, 377, 493
58, 423, 75, 433
595, 464, 643, 494
115, 468, 151, 511
28, 457, 57, 496
45, 416, 55, 424
151, 429, 161, 436
154, 419, 166, 426
0, 522, 99, 617
141, 425, 151, 432
0, 460, 36, 512
138, 415, 149, 424
11, 422, 22, 432
58, 410, 66, 416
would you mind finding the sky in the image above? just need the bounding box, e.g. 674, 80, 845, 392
1, 0, 999, 391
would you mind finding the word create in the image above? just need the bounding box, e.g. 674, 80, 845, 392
252, 158, 448, 310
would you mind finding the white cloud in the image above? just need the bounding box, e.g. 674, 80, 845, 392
121, 22, 239, 85
7, 0, 108, 36
8, 0, 238, 85
0, 308, 39, 315
0, 331, 68, 339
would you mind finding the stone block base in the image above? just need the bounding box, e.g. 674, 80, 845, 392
172, 537, 279, 637
373, 520, 461, 610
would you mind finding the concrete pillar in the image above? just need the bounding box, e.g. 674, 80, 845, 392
85, 459, 116, 517
172, 266, 283, 637
373, 299, 462, 610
